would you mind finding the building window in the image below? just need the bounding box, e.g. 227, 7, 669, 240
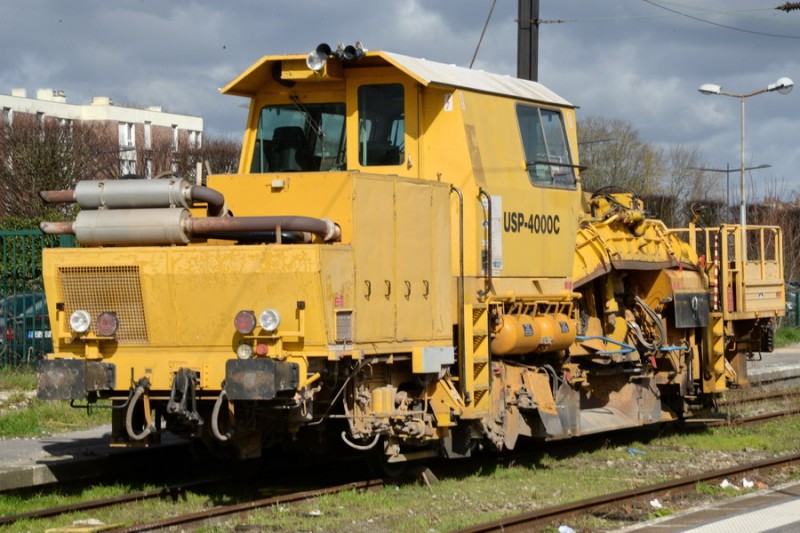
188, 130, 202, 149
144, 122, 152, 150
59, 118, 73, 134
1, 108, 11, 127
145, 158, 152, 179
119, 122, 135, 148
36, 112, 46, 140
120, 159, 136, 176
172, 125, 179, 152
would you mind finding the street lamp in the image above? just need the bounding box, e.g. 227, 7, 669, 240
689, 164, 771, 223
698, 77, 793, 230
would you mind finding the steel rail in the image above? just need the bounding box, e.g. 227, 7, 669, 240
452, 452, 800, 532
106, 478, 385, 533
0, 485, 187, 526
718, 387, 800, 407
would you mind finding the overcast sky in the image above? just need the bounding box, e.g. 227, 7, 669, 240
2, 1, 799, 198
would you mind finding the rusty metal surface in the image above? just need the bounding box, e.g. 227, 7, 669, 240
225, 359, 299, 400
37, 359, 115, 400
190, 215, 338, 241
38, 190, 76, 204
38, 221, 74, 235
0, 485, 187, 526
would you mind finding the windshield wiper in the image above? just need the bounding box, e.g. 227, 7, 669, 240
526, 160, 587, 171
289, 95, 324, 141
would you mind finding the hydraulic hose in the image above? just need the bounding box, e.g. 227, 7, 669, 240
125, 383, 155, 441
340, 431, 380, 451
211, 389, 232, 442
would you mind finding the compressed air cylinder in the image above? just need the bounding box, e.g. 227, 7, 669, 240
491, 314, 543, 355
73, 208, 191, 246
491, 312, 577, 355
534, 313, 576, 352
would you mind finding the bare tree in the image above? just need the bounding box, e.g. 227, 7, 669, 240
663, 144, 724, 227
0, 114, 119, 219
196, 134, 242, 176
135, 132, 241, 182
577, 116, 664, 196
751, 179, 800, 284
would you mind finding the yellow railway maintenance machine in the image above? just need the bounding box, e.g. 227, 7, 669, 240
38, 44, 785, 462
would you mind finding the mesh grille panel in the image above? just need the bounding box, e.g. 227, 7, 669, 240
59, 265, 148, 343
335, 310, 353, 343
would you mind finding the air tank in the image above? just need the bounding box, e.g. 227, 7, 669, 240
491, 312, 576, 355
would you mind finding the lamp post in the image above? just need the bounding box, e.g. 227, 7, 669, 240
698, 78, 793, 230
689, 164, 771, 223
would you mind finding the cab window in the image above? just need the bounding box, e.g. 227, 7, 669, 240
516, 104, 576, 189
358, 84, 404, 166
251, 102, 345, 173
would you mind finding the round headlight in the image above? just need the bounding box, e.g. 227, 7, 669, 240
236, 343, 254, 360
69, 310, 92, 333
96, 312, 119, 337
234, 310, 257, 335
259, 308, 281, 333
306, 51, 327, 71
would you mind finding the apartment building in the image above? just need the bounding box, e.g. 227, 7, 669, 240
0, 88, 203, 178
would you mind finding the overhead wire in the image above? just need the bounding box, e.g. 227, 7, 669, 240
641, 0, 800, 39
470, 0, 496, 68
529, 1, 800, 38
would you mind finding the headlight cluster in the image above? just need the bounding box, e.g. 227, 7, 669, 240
233, 307, 281, 360
69, 310, 119, 337
233, 308, 281, 335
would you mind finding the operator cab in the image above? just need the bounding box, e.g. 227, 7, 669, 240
224, 43, 579, 192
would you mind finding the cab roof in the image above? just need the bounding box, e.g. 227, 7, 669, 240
221, 50, 573, 108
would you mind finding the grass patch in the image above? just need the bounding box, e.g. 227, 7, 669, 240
0, 398, 108, 438
0, 365, 111, 438
775, 326, 800, 347
0, 366, 37, 391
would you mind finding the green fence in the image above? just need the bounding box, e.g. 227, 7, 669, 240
1, 230, 75, 366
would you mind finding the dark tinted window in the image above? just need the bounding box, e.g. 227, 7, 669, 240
358, 84, 405, 166
251, 102, 346, 173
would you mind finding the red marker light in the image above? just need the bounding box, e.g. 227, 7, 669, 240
96, 312, 119, 337
234, 310, 256, 335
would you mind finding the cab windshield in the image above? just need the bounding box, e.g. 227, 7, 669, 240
251, 102, 346, 172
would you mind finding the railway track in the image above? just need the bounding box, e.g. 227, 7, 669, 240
0, 484, 189, 526
5, 402, 799, 531
452, 451, 800, 533
108, 479, 385, 532
718, 386, 800, 406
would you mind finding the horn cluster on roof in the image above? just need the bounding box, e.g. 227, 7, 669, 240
306, 42, 367, 71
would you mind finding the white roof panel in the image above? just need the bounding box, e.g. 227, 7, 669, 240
382, 52, 573, 107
